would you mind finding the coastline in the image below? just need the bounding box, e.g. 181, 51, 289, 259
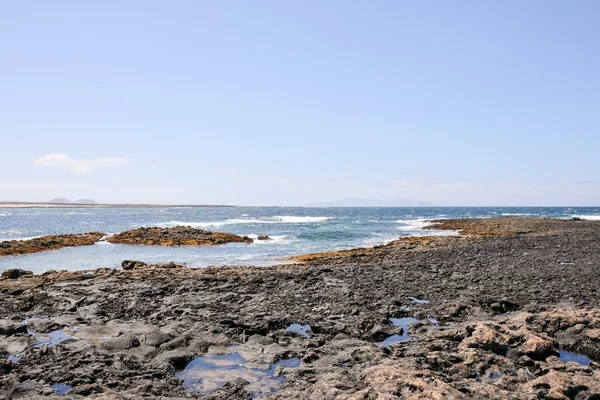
1, 217, 600, 398
0, 202, 235, 209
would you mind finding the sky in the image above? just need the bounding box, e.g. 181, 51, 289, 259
1, 1, 599, 206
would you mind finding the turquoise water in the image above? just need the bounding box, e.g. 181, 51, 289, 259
0, 206, 598, 273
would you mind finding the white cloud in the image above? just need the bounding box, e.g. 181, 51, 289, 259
34, 154, 130, 173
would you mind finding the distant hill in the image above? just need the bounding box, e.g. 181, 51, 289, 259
47, 198, 99, 204
74, 199, 98, 204
48, 198, 72, 204
305, 197, 432, 207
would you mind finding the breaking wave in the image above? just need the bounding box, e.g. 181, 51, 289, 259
572, 215, 600, 220
156, 216, 332, 228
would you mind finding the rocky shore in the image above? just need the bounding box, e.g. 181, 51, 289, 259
1, 218, 599, 399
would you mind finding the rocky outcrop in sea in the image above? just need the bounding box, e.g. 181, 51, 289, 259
0, 233, 105, 257
107, 226, 254, 246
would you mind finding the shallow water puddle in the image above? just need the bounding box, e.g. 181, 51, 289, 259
376, 317, 438, 349
376, 333, 407, 348
286, 324, 311, 339
560, 350, 593, 366
52, 383, 72, 396
176, 353, 301, 397
408, 297, 430, 304
6, 325, 75, 363
33, 329, 75, 348
376, 317, 418, 348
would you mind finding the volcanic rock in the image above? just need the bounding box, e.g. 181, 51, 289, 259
121, 260, 148, 270
0, 232, 105, 257
107, 226, 254, 246
1, 269, 33, 279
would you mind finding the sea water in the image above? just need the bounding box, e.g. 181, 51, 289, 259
0, 206, 598, 273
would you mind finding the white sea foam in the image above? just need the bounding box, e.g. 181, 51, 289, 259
396, 218, 429, 230
156, 216, 332, 228
0, 236, 41, 242
572, 215, 600, 220
0, 213, 10, 216
247, 234, 295, 244
501, 213, 535, 216
94, 241, 116, 246
408, 230, 460, 237
271, 216, 331, 223
98, 233, 115, 242
157, 219, 271, 229
362, 233, 400, 246
396, 218, 459, 237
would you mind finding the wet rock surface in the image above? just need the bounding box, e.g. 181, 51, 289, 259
120, 260, 147, 270
0, 218, 599, 398
0, 233, 105, 257
0, 270, 33, 280
107, 226, 254, 246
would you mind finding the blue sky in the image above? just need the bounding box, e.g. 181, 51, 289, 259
1, 1, 599, 205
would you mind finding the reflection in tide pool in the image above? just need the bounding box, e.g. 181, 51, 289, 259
52, 383, 72, 396
560, 350, 593, 366
33, 329, 75, 348
408, 297, 430, 304
286, 324, 311, 339
376, 317, 419, 348
175, 353, 300, 397
376, 316, 440, 349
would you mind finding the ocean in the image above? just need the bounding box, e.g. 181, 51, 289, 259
0, 206, 598, 274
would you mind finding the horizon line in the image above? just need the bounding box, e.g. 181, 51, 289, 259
1, 201, 599, 209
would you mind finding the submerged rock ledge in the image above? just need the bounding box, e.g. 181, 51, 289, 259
1, 217, 600, 399
107, 226, 254, 246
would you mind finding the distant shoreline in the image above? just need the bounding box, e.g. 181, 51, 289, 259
0, 202, 235, 209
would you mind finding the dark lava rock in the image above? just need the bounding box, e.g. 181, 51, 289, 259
144, 330, 174, 347
1, 269, 33, 279
108, 226, 254, 246
0, 232, 105, 257
159, 336, 188, 351
0, 321, 27, 336
101, 334, 140, 351
0, 359, 12, 374
27, 319, 60, 334
121, 260, 148, 270
370, 323, 401, 340
257, 235, 272, 241
1, 218, 600, 399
